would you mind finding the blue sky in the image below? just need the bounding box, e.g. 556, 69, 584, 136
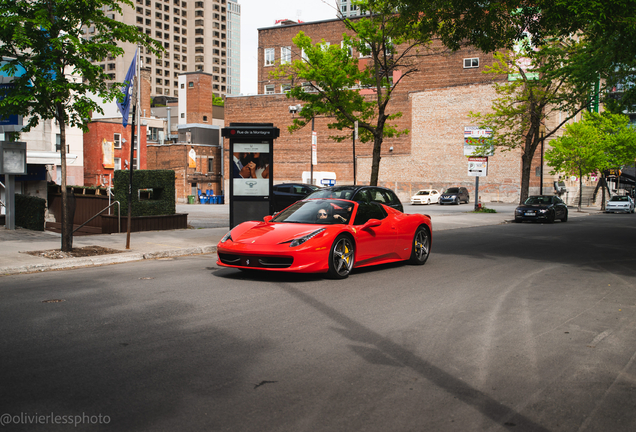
239, 0, 338, 95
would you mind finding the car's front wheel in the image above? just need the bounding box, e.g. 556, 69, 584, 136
561, 210, 568, 222
327, 235, 355, 279
547, 211, 555, 223
408, 226, 430, 265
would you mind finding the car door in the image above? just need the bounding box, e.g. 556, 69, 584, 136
554, 196, 567, 217
352, 202, 397, 265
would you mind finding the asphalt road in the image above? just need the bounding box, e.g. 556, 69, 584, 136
1, 213, 635, 431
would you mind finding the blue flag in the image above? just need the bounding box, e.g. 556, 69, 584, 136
116, 49, 137, 128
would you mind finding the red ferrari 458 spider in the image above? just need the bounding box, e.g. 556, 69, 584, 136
217, 198, 432, 279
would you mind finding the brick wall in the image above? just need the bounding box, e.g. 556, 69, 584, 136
182, 72, 214, 124
225, 18, 525, 202
147, 143, 221, 202
84, 121, 147, 187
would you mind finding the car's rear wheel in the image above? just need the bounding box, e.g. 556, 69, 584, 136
408, 226, 430, 265
327, 235, 354, 279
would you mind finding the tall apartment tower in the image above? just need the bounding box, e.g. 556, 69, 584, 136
227, 0, 241, 96
89, 0, 235, 99
338, 0, 368, 17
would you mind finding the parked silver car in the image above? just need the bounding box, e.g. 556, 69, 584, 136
605, 195, 635, 213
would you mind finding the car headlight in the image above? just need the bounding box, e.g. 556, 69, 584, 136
220, 230, 233, 243
289, 228, 325, 248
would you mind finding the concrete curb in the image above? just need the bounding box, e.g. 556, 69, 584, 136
1, 246, 218, 276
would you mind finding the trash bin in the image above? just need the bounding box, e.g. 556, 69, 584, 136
187, 195, 195, 204
200, 196, 209, 204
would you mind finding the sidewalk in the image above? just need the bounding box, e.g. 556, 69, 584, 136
0, 203, 600, 276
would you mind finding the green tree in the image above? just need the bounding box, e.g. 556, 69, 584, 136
389, 0, 636, 109
544, 117, 605, 211
0, 0, 162, 251
469, 38, 595, 203
271, 1, 439, 186
545, 112, 636, 210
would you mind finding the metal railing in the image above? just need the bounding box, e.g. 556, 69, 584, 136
72, 201, 120, 234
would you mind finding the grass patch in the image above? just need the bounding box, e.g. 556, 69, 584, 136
471, 206, 497, 213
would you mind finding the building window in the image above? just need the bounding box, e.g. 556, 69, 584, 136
181, 113, 185, 118
463, 58, 479, 68
114, 157, 121, 170
203, 115, 208, 122
114, 133, 121, 148
207, 157, 214, 173
188, 81, 194, 88
265, 84, 275, 94
264, 48, 275, 66
281, 46, 291, 64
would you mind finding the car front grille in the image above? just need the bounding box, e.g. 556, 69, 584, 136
218, 253, 293, 268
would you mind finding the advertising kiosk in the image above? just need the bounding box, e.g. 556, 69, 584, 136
222, 123, 280, 228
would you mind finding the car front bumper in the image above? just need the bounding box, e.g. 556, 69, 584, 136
605, 206, 631, 213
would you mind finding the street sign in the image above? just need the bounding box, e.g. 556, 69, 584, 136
468, 157, 488, 177
464, 126, 494, 156
311, 131, 317, 165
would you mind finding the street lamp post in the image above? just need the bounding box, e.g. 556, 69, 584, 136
540, 126, 545, 195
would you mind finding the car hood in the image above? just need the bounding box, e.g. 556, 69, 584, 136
517, 204, 551, 209
231, 222, 329, 245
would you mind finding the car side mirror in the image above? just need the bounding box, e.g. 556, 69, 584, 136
362, 219, 382, 229
263, 215, 273, 223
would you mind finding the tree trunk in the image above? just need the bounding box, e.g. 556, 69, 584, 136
369, 134, 383, 186
577, 168, 583, 211
58, 104, 73, 252
519, 150, 533, 204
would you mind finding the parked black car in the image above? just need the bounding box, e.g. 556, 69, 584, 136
304, 185, 404, 212
272, 183, 320, 213
439, 187, 470, 205
514, 195, 568, 223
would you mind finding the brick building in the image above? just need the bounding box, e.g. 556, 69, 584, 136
224, 17, 555, 203
84, 68, 154, 187
147, 72, 224, 202
84, 121, 148, 187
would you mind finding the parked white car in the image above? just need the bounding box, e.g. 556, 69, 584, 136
605, 195, 635, 213
411, 189, 441, 205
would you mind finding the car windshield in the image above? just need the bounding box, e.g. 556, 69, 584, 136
416, 191, 430, 195
272, 199, 353, 225
524, 196, 552, 205
609, 196, 629, 202
444, 188, 459, 194
306, 188, 356, 200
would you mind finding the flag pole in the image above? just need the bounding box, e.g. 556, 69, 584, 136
125, 48, 139, 249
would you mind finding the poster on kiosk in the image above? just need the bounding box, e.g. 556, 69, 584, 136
222, 123, 280, 228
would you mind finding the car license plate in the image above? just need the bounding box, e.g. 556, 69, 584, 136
525, 212, 535, 216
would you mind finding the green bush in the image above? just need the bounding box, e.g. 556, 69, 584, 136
113, 170, 176, 216
15, 194, 46, 231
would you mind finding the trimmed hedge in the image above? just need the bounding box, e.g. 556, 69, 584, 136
15, 194, 46, 231
114, 170, 176, 216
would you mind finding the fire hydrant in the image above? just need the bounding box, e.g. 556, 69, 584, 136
478, 198, 482, 210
